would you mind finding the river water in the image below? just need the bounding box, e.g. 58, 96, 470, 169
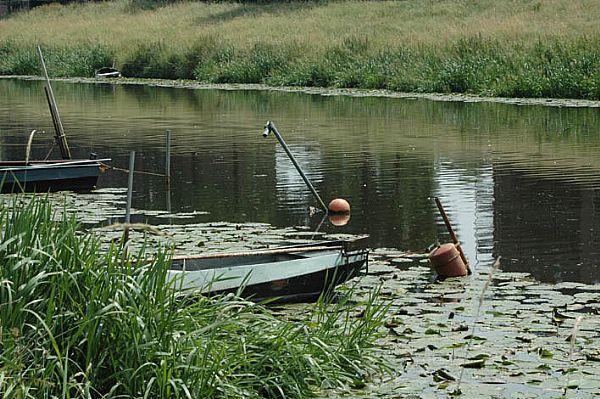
1, 78, 599, 284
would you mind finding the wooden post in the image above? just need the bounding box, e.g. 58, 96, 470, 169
434, 197, 471, 274
125, 151, 135, 224
165, 129, 171, 183
165, 130, 172, 219
123, 151, 135, 245
37, 45, 71, 160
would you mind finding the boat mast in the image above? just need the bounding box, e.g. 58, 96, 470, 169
37, 45, 71, 160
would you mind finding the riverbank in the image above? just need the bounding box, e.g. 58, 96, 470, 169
1, 0, 599, 100
3, 75, 600, 108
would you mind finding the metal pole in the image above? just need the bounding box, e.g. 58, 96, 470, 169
165, 129, 171, 183
166, 182, 172, 214
37, 45, 71, 160
263, 121, 328, 213
125, 151, 135, 224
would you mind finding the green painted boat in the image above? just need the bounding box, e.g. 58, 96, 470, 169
168, 238, 369, 302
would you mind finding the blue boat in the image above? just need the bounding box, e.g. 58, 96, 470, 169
0, 159, 109, 193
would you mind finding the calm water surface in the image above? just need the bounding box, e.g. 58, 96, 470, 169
1, 79, 599, 283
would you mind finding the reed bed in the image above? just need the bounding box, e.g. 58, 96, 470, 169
0, 197, 387, 398
0, 0, 599, 98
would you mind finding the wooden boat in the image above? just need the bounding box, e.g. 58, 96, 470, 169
0, 49, 111, 194
0, 158, 109, 193
167, 238, 369, 302
95, 67, 121, 78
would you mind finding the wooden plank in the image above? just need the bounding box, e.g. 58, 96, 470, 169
171, 245, 343, 262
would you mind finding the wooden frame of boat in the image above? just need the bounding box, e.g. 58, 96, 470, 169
0, 158, 110, 193
167, 238, 370, 303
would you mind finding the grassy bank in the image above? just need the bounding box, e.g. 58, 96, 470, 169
0, 198, 386, 398
0, 0, 599, 99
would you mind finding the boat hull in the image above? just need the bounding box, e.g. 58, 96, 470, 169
168, 248, 368, 303
0, 162, 101, 193
222, 257, 366, 302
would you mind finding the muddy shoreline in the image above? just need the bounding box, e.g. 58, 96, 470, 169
2, 75, 599, 109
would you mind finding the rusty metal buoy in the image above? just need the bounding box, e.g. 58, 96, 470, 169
328, 198, 350, 214
428, 243, 468, 278
328, 213, 350, 226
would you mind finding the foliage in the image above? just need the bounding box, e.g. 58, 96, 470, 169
0, 41, 114, 77
0, 197, 387, 398
0, 0, 598, 98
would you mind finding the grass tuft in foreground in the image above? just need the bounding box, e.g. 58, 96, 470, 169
0, 197, 387, 398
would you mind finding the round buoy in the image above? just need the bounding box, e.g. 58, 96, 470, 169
428, 243, 468, 278
328, 198, 350, 214
328, 213, 350, 226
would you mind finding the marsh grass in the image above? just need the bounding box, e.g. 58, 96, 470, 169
0, 0, 599, 98
0, 197, 387, 398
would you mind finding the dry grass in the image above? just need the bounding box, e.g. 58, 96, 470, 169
2, 0, 598, 52
1, 0, 599, 98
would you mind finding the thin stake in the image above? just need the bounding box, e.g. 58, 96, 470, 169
37, 45, 71, 160
125, 151, 135, 224
166, 182, 172, 214
123, 151, 135, 248
434, 197, 471, 274
263, 121, 328, 213
165, 129, 171, 183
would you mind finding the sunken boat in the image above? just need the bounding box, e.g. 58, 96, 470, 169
167, 238, 369, 302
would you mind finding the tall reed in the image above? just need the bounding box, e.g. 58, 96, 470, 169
0, 197, 387, 398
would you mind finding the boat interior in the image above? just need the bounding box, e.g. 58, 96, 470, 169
170, 250, 338, 271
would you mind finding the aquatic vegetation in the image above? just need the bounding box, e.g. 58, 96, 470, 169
362, 253, 600, 398
0, 197, 387, 398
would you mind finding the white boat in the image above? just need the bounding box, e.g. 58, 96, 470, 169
95, 67, 121, 78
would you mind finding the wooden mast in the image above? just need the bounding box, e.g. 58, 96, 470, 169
37, 45, 71, 160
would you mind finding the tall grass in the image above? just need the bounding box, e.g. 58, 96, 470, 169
0, 0, 598, 98
0, 40, 114, 77
0, 197, 387, 398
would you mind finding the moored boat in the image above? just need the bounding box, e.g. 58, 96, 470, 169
0, 158, 109, 193
167, 238, 369, 302
95, 67, 122, 78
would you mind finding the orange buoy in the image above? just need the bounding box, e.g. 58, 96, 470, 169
328, 198, 350, 214
428, 243, 468, 278
328, 213, 350, 226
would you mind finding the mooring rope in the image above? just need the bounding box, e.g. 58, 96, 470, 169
43, 140, 56, 161
99, 162, 167, 177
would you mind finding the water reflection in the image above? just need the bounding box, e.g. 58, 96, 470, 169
0, 79, 599, 283
494, 166, 600, 283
